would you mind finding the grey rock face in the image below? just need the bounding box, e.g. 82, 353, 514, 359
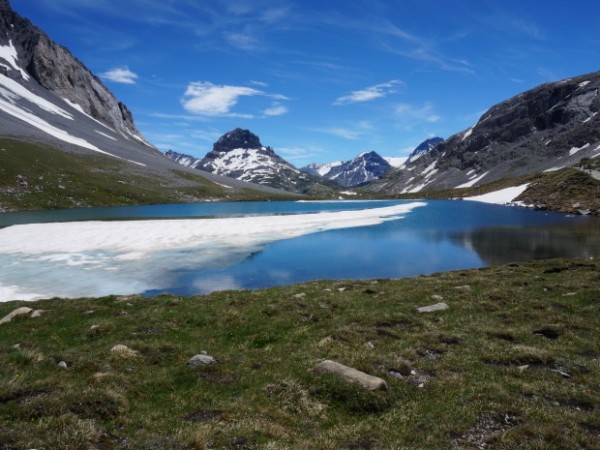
212, 128, 263, 153
0, 0, 144, 139
368, 72, 600, 194
406, 137, 444, 163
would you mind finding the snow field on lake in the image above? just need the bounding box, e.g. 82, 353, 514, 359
0, 203, 426, 302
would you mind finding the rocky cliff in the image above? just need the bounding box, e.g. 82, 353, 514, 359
303, 151, 392, 187
368, 72, 600, 194
0, 0, 144, 140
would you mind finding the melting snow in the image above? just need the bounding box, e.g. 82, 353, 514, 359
95, 130, 117, 141
583, 112, 598, 123
0, 74, 73, 119
456, 171, 489, 189
421, 161, 437, 176
461, 126, 474, 142
569, 143, 590, 156
0, 203, 426, 301
384, 157, 407, 168
578, 80, 591, 88
464, 184, 529, 205
0, 40, 30, 80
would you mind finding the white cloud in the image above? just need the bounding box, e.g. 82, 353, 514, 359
181, 81, 287, 117
395, 102, 440, 125
101, 67, 139, 84
263, 103, 288, 116
224, 32, 260, 50
334, 80, 404, 105
315, 127, 362, 140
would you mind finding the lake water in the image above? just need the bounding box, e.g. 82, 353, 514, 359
1, 200, 599, 301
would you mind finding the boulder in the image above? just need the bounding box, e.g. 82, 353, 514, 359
314, 360, 388, 391
0, 307, 33, 325
416, 302, 449, 313
188, 353, 217, 367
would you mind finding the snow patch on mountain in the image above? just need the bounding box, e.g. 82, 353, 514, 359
383, 157, 407, 168
0, 40, 29, 80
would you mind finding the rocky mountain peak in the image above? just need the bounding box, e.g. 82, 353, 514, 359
407, 137, 444, 163
213, 128, 263, 153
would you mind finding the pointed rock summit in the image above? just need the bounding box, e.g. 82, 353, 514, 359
213, 128, 264, 153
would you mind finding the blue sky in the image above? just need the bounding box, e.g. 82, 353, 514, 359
12, 0, 600, 165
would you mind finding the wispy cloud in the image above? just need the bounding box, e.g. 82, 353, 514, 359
395, 102, 440, 129
333, 80, 404, 105
101, 67, 139, 84
224, 32, 261, 51
312, 127, 361, 140
263, 103, 289, 116
181, 81, 287, 117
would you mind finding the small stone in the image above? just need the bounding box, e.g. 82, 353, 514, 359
431, 294, 444, 301
454, 285, 471, 291
562, 292, 577, 297
293, 293, 306, 299
518, 365, 529, 373
30, 310, 44, 318
323, 288, 332, 293
0, 307, 33, 325
318, 336, 334, 347
188, 354, 217, 367
364, 341, 375, 349
314, 360, 387, 391
552, 369, 571, 378
338, 287, 347, 292
389, 370, 403, 379
416, 302, 449, 313
90, 325, 100, 331
58, 361, 68, 369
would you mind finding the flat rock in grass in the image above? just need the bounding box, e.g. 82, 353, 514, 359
188, 354, 217, 367
431, 295, 444, 301
0, 307, 34, 325
314, 359, 388, 391
416, 302, 449, 313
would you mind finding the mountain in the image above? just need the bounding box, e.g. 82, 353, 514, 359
368, 72, 600, 194
0, 0, 297, 211
405, 137, 444, 164
186, 128, 335, 194
164, 150, 202, 169
302, 151, 392, 187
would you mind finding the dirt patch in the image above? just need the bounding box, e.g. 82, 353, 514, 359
457, 413, 518, 449
184, 409, 226, 422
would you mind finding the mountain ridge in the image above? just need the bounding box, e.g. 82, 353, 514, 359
368, 71, 600, 194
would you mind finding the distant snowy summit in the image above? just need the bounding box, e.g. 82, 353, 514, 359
406, 137, 444, 163
165, 128, 334, 194
302, 151, 392, 187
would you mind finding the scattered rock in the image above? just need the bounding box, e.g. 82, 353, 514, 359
338, 287, 347, 292
293, 293, 306, 299
313, 360, 388, 391
90, 325, 100, 331
431, 294, 444, 301
15, 174, 28, 187
518, 365, 529, 373
364, 341, 375, 349
0, 307, 34, 325
389, 370, 403, 379
318, 336, 334, 347
188, 353, 217, 367
58, 361, 68, 369
416, 302, 449, 313
552, 369, 571, 379
110, 344, 139, 358
454, 285, 471, 291
30, 310, 44, 318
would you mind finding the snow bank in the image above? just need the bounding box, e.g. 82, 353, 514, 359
464, 184, 529, 205
0, 203, 426, 302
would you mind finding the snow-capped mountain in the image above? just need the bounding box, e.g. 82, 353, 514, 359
0, 0, 293, 205
302, 160, 343, 177
164, 150, 202, 169
368, 71, 600, 194
189, 128, 334, 194
302, 151, 392, 187
406, 137, 444, 163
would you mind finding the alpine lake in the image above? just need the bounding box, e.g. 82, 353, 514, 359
1, 199, 599, 300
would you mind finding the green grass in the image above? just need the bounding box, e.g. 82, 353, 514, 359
0, 138, 299, 211
1, 258, 599, 449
